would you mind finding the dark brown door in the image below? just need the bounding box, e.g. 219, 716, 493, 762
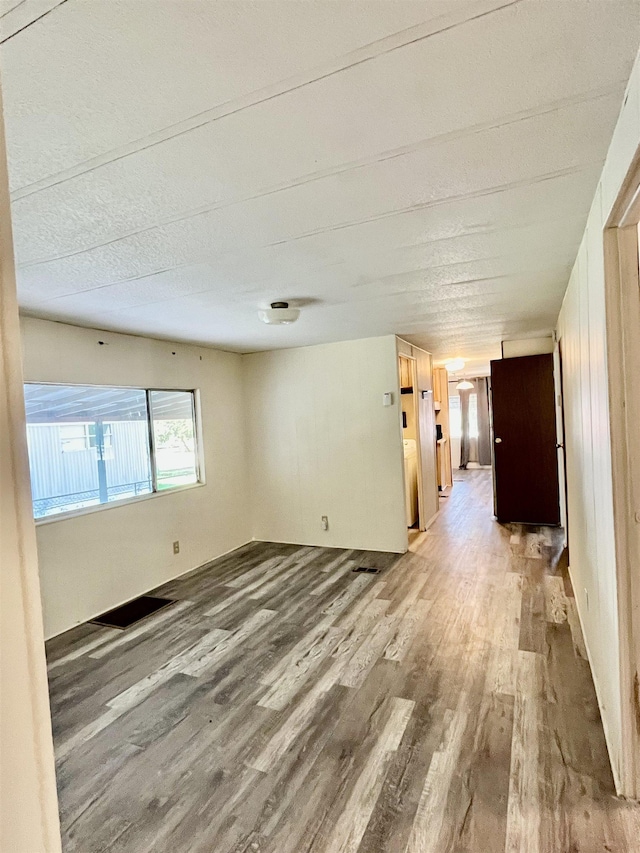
490, 353, 560, 524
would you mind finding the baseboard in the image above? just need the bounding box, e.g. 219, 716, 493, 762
567, 562, 623, 795
423, 507, 441, 531
44, 539, 254, 641
251, 537, 404, 555
167, 539, 255, 584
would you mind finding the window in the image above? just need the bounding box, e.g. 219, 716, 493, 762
88, 422, 113, 451
24, 384, 200, 519
59, 423, 113, 453
449, 395, 462, 439
59, 423, 90, 452
468, 394, 479, 439
149, 390, 199, 490
448, 393, 478, 439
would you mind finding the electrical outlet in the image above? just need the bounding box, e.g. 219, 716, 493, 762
321, 516, 329, 531
173, 541, 180, 555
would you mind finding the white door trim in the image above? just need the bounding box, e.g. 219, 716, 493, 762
604, 161, 640, 797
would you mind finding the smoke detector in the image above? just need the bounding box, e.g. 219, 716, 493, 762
258, 301, 300, 325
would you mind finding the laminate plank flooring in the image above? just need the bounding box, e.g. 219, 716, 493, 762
47, 470, 640, 852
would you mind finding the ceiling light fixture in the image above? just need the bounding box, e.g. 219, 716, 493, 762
456, 378, 474, 390
258, 301, 300, 325
445, 358, 465, 372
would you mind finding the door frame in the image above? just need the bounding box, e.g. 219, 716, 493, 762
397, 343, 440, 534
408, 355, 428, 532
604, 155, 640, 798
398, 353, 426, 531
553, 337, 569, 547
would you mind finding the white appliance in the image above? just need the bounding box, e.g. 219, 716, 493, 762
403, 439, 418, 527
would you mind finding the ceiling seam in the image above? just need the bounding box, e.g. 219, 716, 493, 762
262, 161, 603, 248
0, 0, 29, 22
29, 212, 587, 309
20, 161, 600, 295
9, 0, 523, 200
0, 0, 68, 43
15, 84, 617, 271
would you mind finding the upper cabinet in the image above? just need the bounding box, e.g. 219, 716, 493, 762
433, 366, 447, 408
399, 355, 412, 388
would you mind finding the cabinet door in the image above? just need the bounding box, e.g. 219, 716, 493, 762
399, 357, 410, 387
437, 366, 450, 407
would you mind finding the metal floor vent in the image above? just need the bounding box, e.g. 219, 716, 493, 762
90, 596, 176, 629
352, 566, 380, 574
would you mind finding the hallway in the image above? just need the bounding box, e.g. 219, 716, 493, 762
47, 470, 640, 852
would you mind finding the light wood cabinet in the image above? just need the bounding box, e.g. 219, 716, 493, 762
399, 355, 412, 388
433, 367, 453, 488
433, 366, 447, 408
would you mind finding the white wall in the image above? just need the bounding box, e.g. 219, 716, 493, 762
556, 48, 640, 790
558, 227, 621, 781
21, 318, 250, 639
243, 336, 407, 553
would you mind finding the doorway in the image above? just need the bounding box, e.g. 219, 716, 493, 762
396, 340, 440, 541
448, 380, 489, 472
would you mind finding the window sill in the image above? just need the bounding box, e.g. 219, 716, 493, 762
34, 481, 206, 526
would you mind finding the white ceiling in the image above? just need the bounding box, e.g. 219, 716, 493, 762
1, 0, 639, 367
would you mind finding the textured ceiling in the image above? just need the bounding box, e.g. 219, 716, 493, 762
1, 0, 639, 366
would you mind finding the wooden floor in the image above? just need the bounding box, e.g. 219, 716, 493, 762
47, 470, 640, 852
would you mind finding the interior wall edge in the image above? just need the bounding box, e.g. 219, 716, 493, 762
0, 85, 62, 850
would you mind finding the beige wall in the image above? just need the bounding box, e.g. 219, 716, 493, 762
244, 336, 407, 553
22, 318, 251, 639
501, 336, 554, 358
0, 97, 61, 849
556, 48, 640, 791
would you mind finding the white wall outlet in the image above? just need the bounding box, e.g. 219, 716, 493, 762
173, 540, 180, 555
383, 392, 393, 407
321, 516, 329, 531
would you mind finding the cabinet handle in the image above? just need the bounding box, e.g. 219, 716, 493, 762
495, 437, 502, 444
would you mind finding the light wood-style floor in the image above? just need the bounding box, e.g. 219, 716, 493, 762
47, 470, 640, 852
